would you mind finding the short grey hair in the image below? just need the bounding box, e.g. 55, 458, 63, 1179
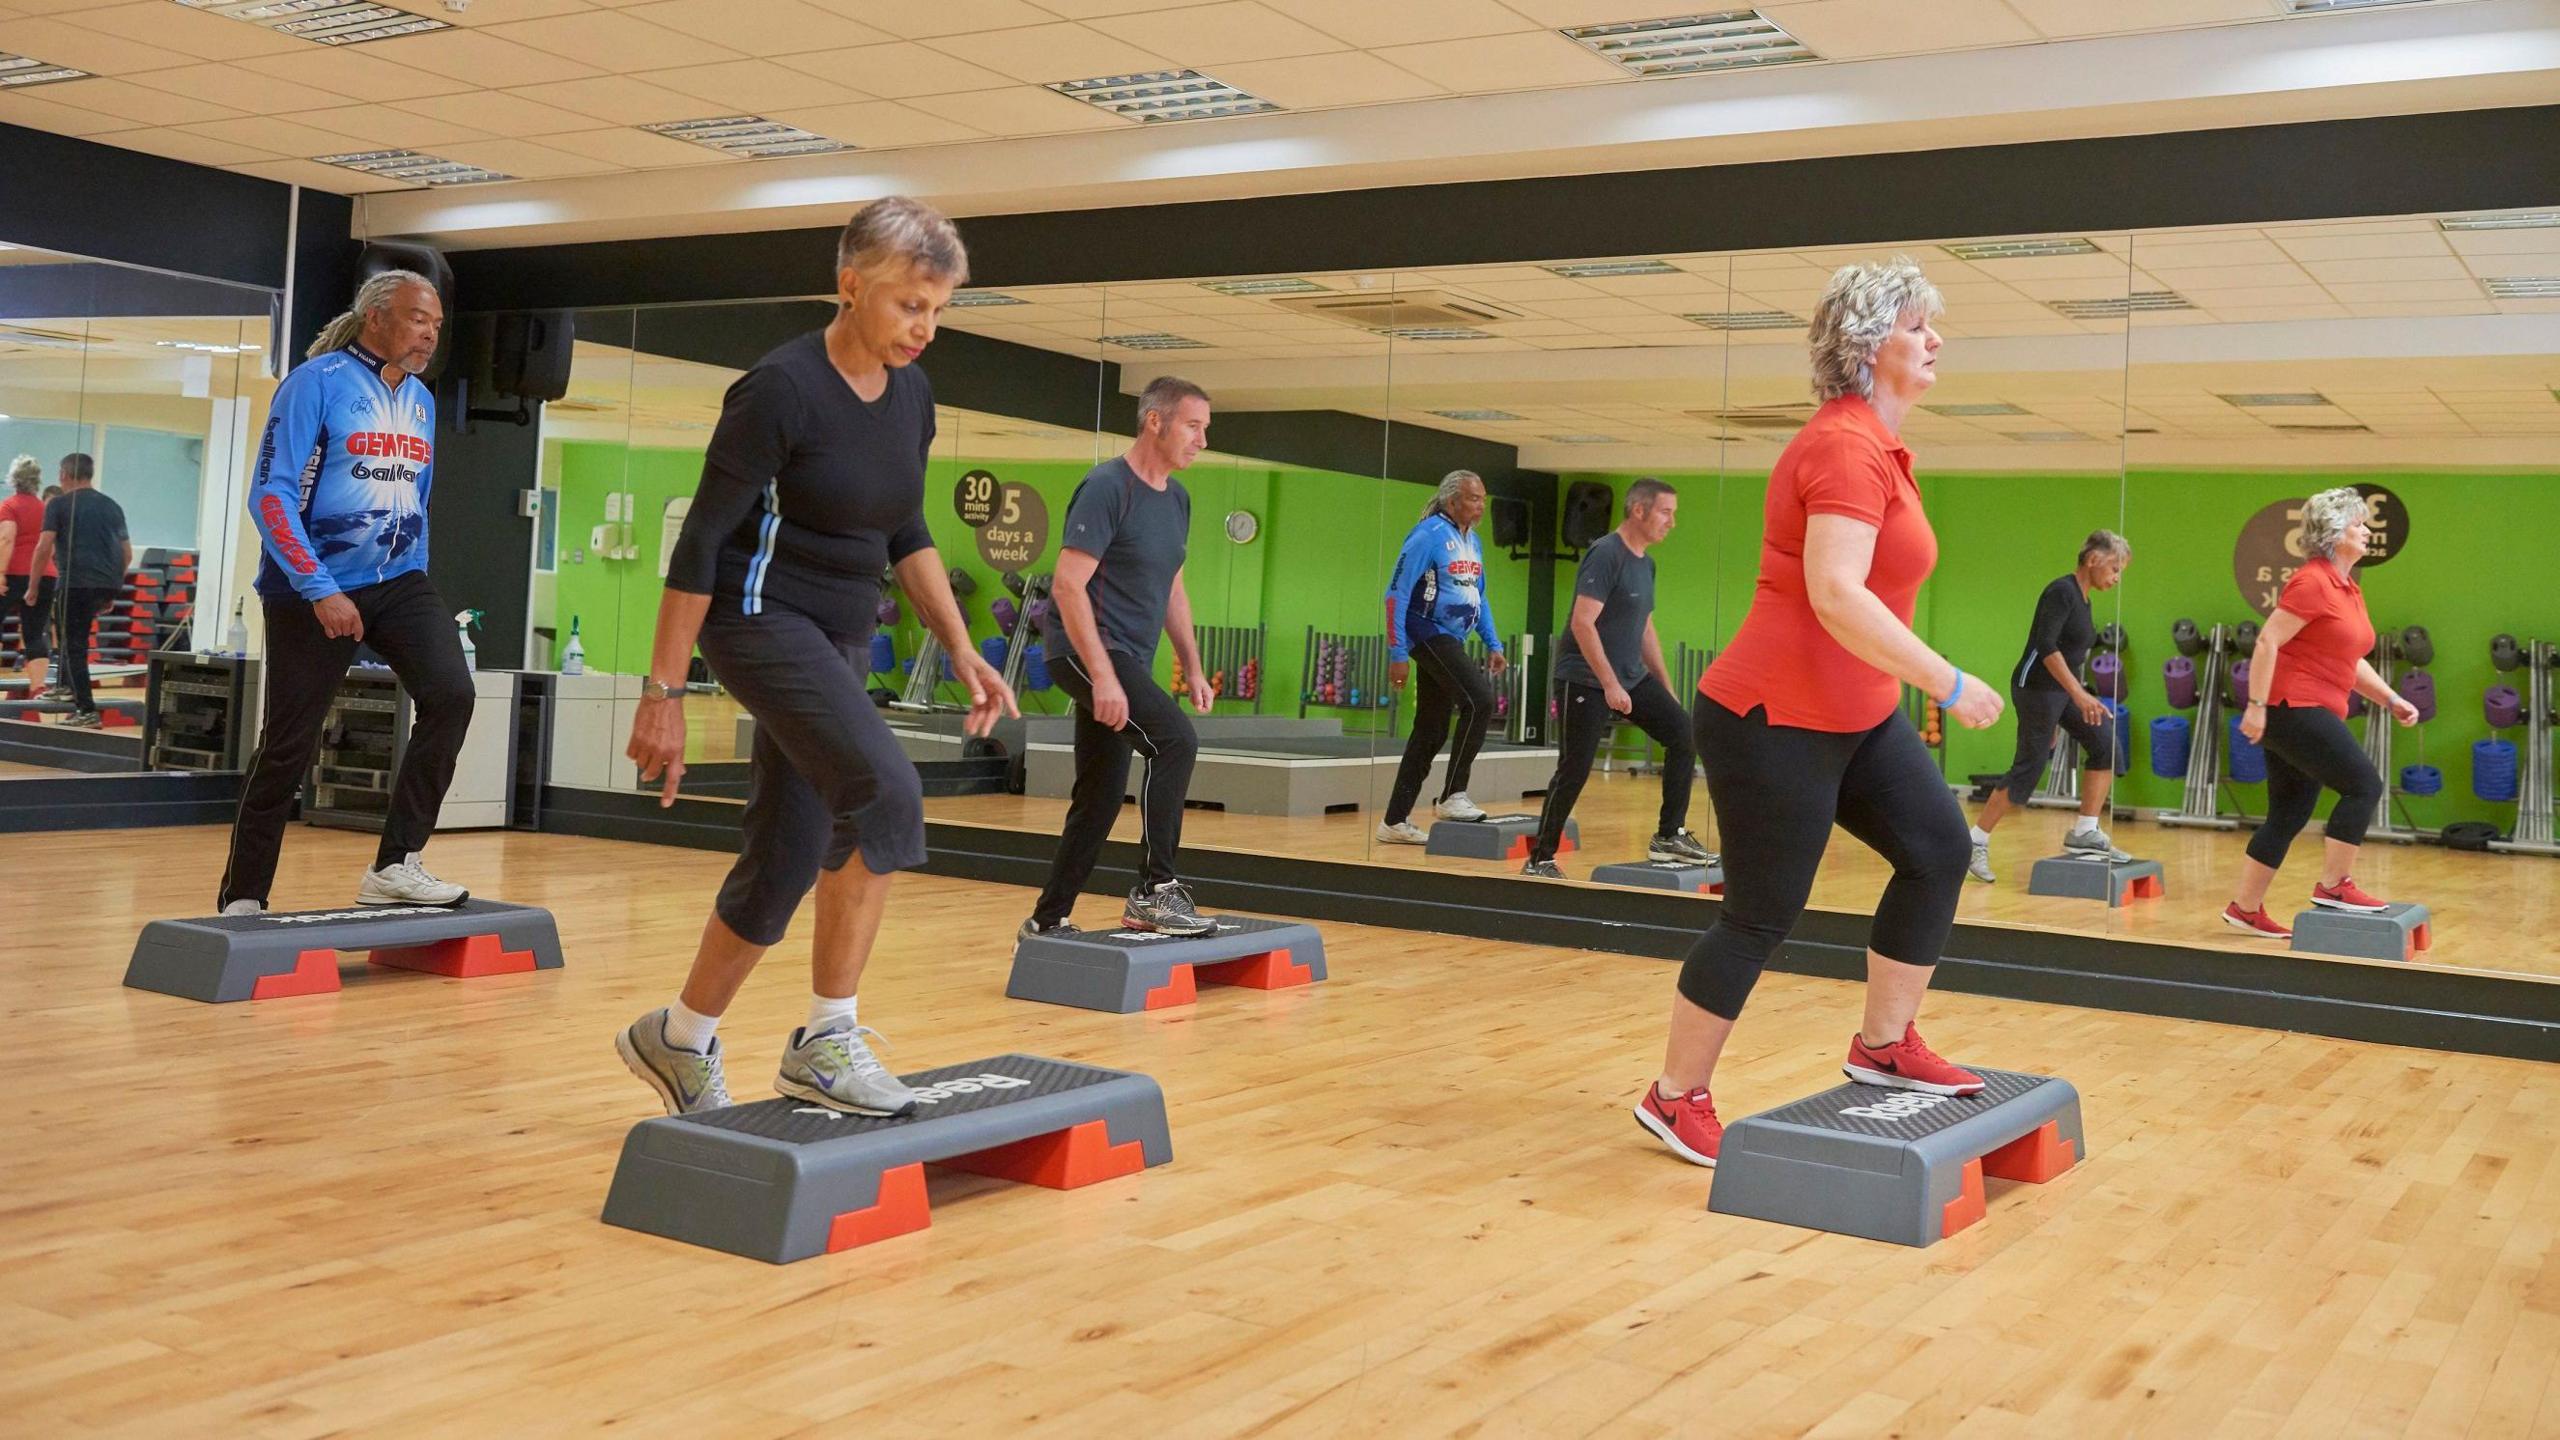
2078, 528, 2130, 565
1625, 477, 1676, 517
8, 454, 39, 496
837, 195, 968, 283
1136, 375, 1210, 429
1423, 468, 1483, 524
2300, 486, 2369, 558
1808, 256, 1943, 402
307, 268, 434, 359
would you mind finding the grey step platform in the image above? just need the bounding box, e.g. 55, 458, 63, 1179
2025, 854, 2165, 907
1708, 1068, 2085, 1247
124, 899, 564, 1003
1591, 858, 1724, 894
1425, 813, 1574, 861
602, 1053, 1171, 1263
1007, 915, 1326, 1012
1025, 722, 1558, 817
2290, 901, 2432, 962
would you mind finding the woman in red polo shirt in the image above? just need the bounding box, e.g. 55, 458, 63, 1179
1634, 258, 2005, 1169
2222, 487, 2418, 939
0, 455, 55, 698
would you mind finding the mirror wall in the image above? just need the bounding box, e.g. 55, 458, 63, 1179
0, 241, 275, 776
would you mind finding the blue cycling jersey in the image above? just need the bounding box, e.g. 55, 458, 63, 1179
1385, 513, 1499, 661
250, 341, 434, 603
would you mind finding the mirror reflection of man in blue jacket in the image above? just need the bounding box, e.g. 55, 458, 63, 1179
1376, 469, 1509, 844
217, 271, 476, 916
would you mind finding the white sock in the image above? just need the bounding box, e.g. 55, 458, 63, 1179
2071, 816, 2099, 836
1969, 826, 1990, 845
807, 992, 859, 1038
663, 999, 719, 1055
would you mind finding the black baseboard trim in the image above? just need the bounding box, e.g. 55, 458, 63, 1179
0, 723, 147, 775
537, 788, 2558, 1063
0, 771, 242, 832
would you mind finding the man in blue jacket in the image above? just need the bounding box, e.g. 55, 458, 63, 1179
1377, 469, 1509, 843
217, 271, 477, 915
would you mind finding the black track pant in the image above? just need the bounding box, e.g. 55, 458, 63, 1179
1385, 632, 1496, 824
698, 605, 926, 947
58, 585, 116, 711
1998, 687, 2113, 803
1676, 695, 1970, 1020
2247, 702, 2382, 868
1034, 648, 1198, 926
1531, 674, 1695, 862
219, 571, 475, 907
10, 574, 54, 663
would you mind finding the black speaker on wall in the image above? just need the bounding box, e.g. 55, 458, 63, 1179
1488, 494, 1528, 549
456, 310, 577, 406
354, 241, 456, 381
1561, 480, 1615, 549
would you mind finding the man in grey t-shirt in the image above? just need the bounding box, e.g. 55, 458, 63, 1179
1526, 479, 1710, 873
1026, 376, 1217, 938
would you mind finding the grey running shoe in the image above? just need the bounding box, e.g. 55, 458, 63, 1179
1436, 792, 1488, 822
61, 709, 103, 729
1020, 916, 1079, 939
1124, 880, 1214, 936
220, 899, 263, 917
2062, 827, 2132, 863
1521, 858, 1566, 879
617, 1009, 735, 1116
1375, 820, 1428, 845
776, 1025, 917, 1117
358, 852, 468, 906
1967, 841, 1996, 884
1648, 829, 1714, 865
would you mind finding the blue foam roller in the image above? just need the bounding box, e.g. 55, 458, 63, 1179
869, 633, 895, 674
2474, 739, 2519, 802
1024, 644, 1052, 691
2226, 713, 2267, 784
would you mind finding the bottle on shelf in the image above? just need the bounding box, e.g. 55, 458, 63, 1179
223, 598, 248, 657
560, 615, 586, 676
455, 609, 481, 673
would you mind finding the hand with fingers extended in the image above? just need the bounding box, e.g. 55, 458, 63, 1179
628, 690, 688, 807
952, 650, 1020, 738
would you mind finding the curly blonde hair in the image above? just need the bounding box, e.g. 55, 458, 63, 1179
8, 454, 38, 496
2300, 486, 2369, 559
1808, 257, 1943, 402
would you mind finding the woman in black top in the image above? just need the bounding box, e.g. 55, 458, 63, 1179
1967, 530, 2129, 882
615, 197, 1015, 1121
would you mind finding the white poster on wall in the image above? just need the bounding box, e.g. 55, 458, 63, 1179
659, 496, 689, 579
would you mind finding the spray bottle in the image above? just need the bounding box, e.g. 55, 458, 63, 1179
560, 614, 586, 676
223, 597, 248, 657
455, 609, 482, 673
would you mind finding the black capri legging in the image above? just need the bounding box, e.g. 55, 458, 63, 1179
1677, 694, 1971, 1020
1997, 687, 2112, 803
2247, 702, 2382, 868
8, 574, 53, 662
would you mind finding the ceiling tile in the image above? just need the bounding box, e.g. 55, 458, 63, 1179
278, 103, 496, 148
623, 0, 891, 56
797, 0, 1054, 38
236, 48, 478, 102
423, 0, 592, 25
2325, 280, 2489, 304
361, 29, 604, 86
393, 89, 601, 135
1258, 0, 1532, 48
1034, 0, 1241, 13
229, 156, 413, 192
903, 82, 1126, 134
922, 22, 1173, 84
56, 3, 302, 61
124, 61, 288, 112
31, 75, 239, 126
1201, 50, 1440, 107
2272, 231, 2454, 263
639, 58, 868, 109
1085, 3, 1345, 66
772, 41, 1015, 96
2460, 252, 2560, 279
483, 11, 740, 71
505, 75, 722, 125
181, 114, 369, 157
1501, 0, 1739, 23
2141, 262, 2308, 290
433, 135, 621, 177
0, 14, 193, 72
98, 124, 277, 166
769, 97, 986, 145
1755, 0, 2037, 58
2127, 237, 2292, 267
2444, 227, 2560, 257
2002, 0, 2267, 38
2301, 255, 2473, 286
1371, 30, 1623, 90
533, 125, 736, 167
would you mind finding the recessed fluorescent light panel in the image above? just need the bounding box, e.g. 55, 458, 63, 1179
317, 150, 513, 186
2219, 392, 2331, 407
1048, 70, 1279, 123
945, 292, 1027, 308
1429, 410, 1525, 422
1543, 260, 1681, 279
1545, 435, 1623, 445
1684, 310, 1804, 331
2286, 0, 2432, 12
1921, 402, 2029, 417
2484, 277, 2560, 299
174, 0, 448, 46
0, 51, 89, 86
2006, 431, 2093, 444
2439, 211, 2560, 232
1562, 11, 1816, 77
156, 340, 262, 354
1941, 238, 2101, 260
1100, 333, 1208, 350
1383, 327, 1493, 341
1201, 278, 1329, 296
642, 117, 847, 159
2049, 291, 2195, 320
2274, 422, 2373, 432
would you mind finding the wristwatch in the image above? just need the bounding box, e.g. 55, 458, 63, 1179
641, 676, 691, 700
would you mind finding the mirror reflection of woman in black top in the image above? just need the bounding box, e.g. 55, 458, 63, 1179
615, 198, 1017, 1121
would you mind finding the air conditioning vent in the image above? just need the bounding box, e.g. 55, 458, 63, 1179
1689, 404, 1814, 430
1273, 289, 1523, 333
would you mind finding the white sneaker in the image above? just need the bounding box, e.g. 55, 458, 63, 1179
358, 852, 468, 906
220, 899, 263, 917
1967, 842, 1995, 884
1376, 820, 1428, 845
1436, 792, 1488, 822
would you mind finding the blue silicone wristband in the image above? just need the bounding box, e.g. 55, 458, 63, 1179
1943, 672, 1965, 707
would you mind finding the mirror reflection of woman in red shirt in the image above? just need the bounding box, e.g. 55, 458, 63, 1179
2221, 488, 2418, 940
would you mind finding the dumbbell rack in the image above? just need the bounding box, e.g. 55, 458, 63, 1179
1298, 628, 1397, 734
994, 575, 1053, 710
2489, 639, 2557, 857
1185, 623, 1265, 714
895, 630, 960, 712
2359, 630, 2420, 845
2158, 623, 2243, 831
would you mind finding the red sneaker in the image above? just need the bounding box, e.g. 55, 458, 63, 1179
1634, 1082, 1721, 1166
2311, 877, 2388, 913
1844, 1024, 1985, 1096
2223, 901, 2294, 939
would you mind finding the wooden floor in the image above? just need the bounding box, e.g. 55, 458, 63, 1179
10, 825, 2559, 1436
919, 773, 2560, 983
